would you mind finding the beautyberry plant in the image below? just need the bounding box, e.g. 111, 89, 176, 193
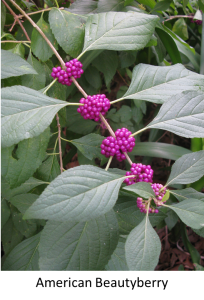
1, 0, 204, 272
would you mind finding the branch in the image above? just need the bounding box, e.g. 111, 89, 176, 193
17, 7, 64, 19
163, 15, 193, 24
56, 113, 63, 173
3, 0, 31, 41
9, 0, 65, 68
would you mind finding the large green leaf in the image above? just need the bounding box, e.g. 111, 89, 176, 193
35, 156, 60, 183
1, 217, 24, 255
49, 8, 85, 57
105, 237, 129, 270
31, 14, 58, 62
172, 18, 188, 41
166, 200, 204, 229
152, 0, 171, 11
12, 210, 37, 238
1, 128, 50, 188
97, 0, 125, 12
81, 12, 158, 55
1, 199, 10, 228
125, 215, 161, 270
70, 133, 104, 160
38, 210, 119, 270
131, 142, 192, 160
121, 64, 204, 104
170, 188, 204, 202
166, 150, 204, 186
1, 86, 69, 148
23, 166, 125, 222
9, 194, 39, 214
2, 233, 40, 270
1, 177, 47, 201
21, 51, 46, 90
66, 0, 98, 14
1, 49, 37, 79
114, 192, 167, 234
93, 50, 118, 86
123, 182, 155, 199
146, 91, 204, 138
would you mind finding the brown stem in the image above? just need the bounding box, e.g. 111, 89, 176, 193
17, 7, 64, 19
8, 0, 65, 68
163, 15, 193, 24
71, 77, 88, 98
56, 113, 63, 173
124, 152, 133, 165
1, 40, 31, 43
3, 0, 31, 41
99, 113, 116, 138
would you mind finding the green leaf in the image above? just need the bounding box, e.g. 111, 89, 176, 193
170, 188, 204, 202
9, 194, 39, 214
137, 0, 156, 9
81, 12, 159, 55
155, 27, 182, 64
152, 0, 172, 12
35, 156, 60, 182
132, 142, 191, 160
31, 14, 58, 62
123, 182, 155, 199
193, 227, 204, 238
84, 65, 102, 89
105, 237, 129, 270
1, 177, 47, 201
166, 150, 204, 186
66, 106, 96, 135
118, 50, 137, 69
125, 215, 161, 270
12, 211, 37, 238
49, 8, 85, 57
2, 128, 50, 188
166, 199, 204, 229
1, 217, 24, 255
24, 166, 125, 222
172, 18, 188, 41
1, 85, 69, 148
92, 50, 118, 86
66, 0, 98, 14
97, 0, 125, 12
122, 63, 204, 104
2, 233, 40, 270
114, 192, 167, 234
70, 133, 104, 160
10, 43, 25, 59
1, 199, 10, 228
21, 51, 46, 90
146, 91, 204, 138
1, 49, 37, 79
38, 210, 119, 270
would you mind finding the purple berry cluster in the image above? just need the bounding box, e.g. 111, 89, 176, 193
190, 17, 202, 25
136, 197, 159, 214
124, 163, 153, 185
77, 94, 110, 121
51, 59, 83, 86
151, 183, 167, 205
100, 128, 135, 161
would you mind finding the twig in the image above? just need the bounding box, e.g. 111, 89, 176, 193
3, 0, 31, 41
124, 152, 133, 165
117, 70, 129, 86
56, 113, 63, 173
99, 113, 116, 138
17, 7, 64, 19
9, 0, 65, 68
155, 130, 168, 143
163, 15, 193, 24
105, 156, 113, 171
1, 40, 31, 43
71, 77, 88, 98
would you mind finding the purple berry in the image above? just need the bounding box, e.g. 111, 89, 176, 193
124, 163, 153, 185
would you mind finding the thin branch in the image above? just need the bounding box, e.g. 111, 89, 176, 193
99, 113, 116, 138
71, 76, 88, 98
17, 7, 64, 19
1, 40, 31, 43
9, 0, 65, 68
130, 126, 147, 137
124, 152, 133, 166
3, 0, 31, 41
105, 156, 113, 171
163, 15, 193, 24
56, 113, 63, 173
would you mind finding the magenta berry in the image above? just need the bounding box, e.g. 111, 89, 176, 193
51, 59, 83, 86
77, 94, 110, 121
151, 183, 167, 207
136, 197, 159, 214
124, 163, 153, 185
100, 128, 135, 161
